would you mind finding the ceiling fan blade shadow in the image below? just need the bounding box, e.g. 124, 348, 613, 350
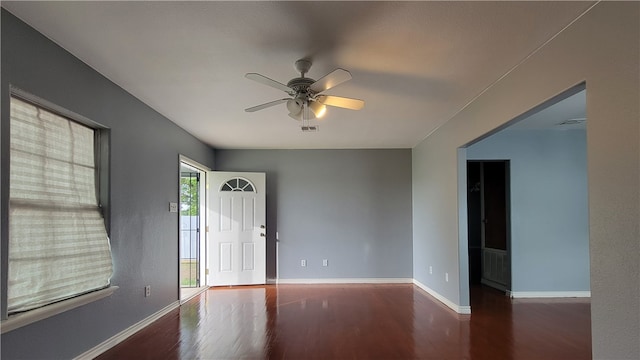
318, 95, 364, 110
309, 69, 352, 94
246, 73, 292, 93
245, 98, 289, 112
271, 2, 398, 63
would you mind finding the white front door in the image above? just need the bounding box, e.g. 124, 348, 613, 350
207, 172, 266, 286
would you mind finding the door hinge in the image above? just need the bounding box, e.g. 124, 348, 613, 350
205, 226, 209, 232
205, 269, 209, 275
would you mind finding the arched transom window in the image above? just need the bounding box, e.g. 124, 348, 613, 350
220, 177, 256, 192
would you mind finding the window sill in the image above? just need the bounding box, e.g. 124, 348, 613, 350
0, 286, 118, 334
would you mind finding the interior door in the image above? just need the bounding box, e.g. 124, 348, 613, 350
207, 172, 266, 286
482, 162, 508, 251
480, 161, 510, 290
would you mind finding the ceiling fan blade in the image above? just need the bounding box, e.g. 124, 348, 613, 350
245, 73, 292, 93
245, 98, 289, 112
317, 95, 365, 110
309, 69, 352, 94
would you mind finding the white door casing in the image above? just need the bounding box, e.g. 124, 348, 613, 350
207, 172, 266, 286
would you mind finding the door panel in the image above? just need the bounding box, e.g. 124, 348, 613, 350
208, 172, 266, 286
242, 198, 256, 231
242, 243, 255, 270
220, 243, 233, 272
219, 198, 233, 231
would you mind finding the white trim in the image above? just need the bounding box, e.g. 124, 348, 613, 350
73, 300, 180, 360
508, 291, 591, 298
413, 279, 472, 314
10, 86, 106, 129
415, 1, 599, 145
275, 240, 280, 280
179, 155, 211, 172
180, 286, 209, 305
1, 286, 118, 334
276, 278, 413, 285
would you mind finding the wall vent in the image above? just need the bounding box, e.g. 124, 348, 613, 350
556, 117, 586, 126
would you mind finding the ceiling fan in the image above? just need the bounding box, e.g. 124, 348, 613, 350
244, 59, 364, 129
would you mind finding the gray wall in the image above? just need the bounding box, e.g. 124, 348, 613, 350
1, 11, 215, 359
412, 3, 639, 358
216, 149, 413, 280
467, 129, 589, 292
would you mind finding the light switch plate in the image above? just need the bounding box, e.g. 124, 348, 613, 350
169, 202, 178, 212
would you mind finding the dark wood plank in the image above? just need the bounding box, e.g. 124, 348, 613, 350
96, 284, 591, 359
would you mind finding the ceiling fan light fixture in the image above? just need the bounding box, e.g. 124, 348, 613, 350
288, 112, 303, 121
286, 98, 303, 114
309, 101, 327, 119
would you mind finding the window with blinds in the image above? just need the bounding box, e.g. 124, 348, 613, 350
8, 96, 113, 314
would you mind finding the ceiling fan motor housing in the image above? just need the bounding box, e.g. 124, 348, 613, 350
286, 77, 315, 95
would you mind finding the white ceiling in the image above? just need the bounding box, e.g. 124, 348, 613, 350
2, 1, 594, 149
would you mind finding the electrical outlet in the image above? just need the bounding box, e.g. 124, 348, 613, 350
429, 266, 433, 274
322, 259, 328, 267
169, 202, 178, 213
145, 285, 151, 297
301, 259, 306, 267
445, 273, 449, 282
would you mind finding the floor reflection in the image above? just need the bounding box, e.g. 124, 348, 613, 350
180, 287, 267, 359
97, 284, 591, 360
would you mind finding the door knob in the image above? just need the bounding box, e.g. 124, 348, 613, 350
260, 233, 265, 237
260, 225, 266, 229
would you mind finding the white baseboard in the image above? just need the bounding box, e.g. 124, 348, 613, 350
276, 278, 413, 285
266, 278, 277, 285
413, 279, 472, 315
180, 286, 209, 304
74, 300, 180, 360
508, 291, 591, 298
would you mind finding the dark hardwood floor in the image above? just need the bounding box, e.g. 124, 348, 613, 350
96, 284, 591, 359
